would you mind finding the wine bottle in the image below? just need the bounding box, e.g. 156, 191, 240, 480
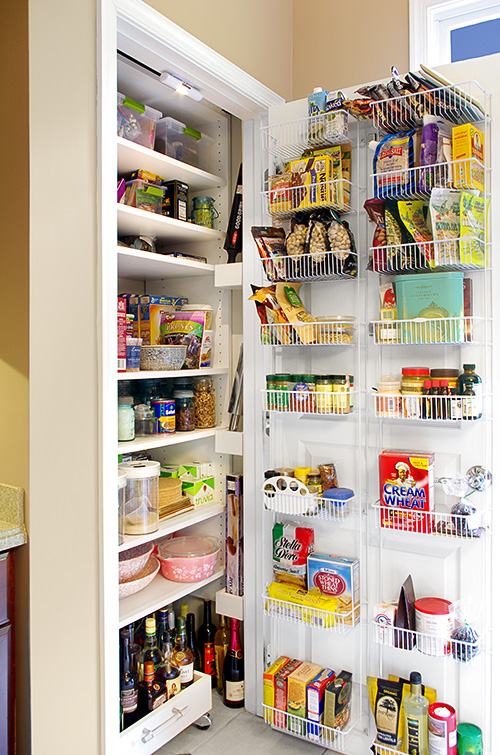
137, 617, 163, 681
186, 613, 201, 671
156, 630, 181, 700
122, 622, 141, 673
168, 608, 176, 644
198, 599, 217, 686
137, 661, 167, 717
180, 602, 189, 620
222, 618, 244, 708
120, 630, 139, 730
156, 606, 169, 648
172, 617, 195, 689
214, 615, 230, 690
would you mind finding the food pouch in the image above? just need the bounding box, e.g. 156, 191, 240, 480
159, 311, 205, 369
367, 676, 403, 749
267, 173, 294, 215
275, 282, 316, 344
251, 226, 287, 280
249, 285, 290, 344
389, 675, 437, 745
374, 130, 415, 198
459, 192, 489, 266
384, 199, 406, 247
397, 200, 433, 263
419, 115, 453, 192
272, 523, 314, 588
429, 188, 461, 266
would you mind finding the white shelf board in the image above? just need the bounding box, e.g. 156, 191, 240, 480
118, 366, 229, 381
214, 430, 243, 456
117, 137, 225, 191
214, 262, 242, 288
117, 204, 225, 244
118, 246, 215, 280
118, 426, 228, 454
119, 567, 224, 628
118, 502, 224, 553
215, 589, 244, 621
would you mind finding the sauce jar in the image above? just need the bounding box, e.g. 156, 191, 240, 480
118, 460, 160, 535
430, 368, 459, 390
401, 367, 430, 419
174, 390, 195, 431
376, 375, 401, 418
118, 396, 135, 441
315, 376, 333, 414
332, 374, 350, 414
294, 467, 311, 485
194, 377, 216, 428
274, 374, 291, 411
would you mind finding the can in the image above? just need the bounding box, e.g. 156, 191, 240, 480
415, 597, 454, 656
428, 702, 457, 755
151, 398, 175, 433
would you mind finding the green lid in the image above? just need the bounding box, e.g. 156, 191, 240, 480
303, 375, 316, 382
457, 723, 482, 745
274, 374, 292, 379
266, 374, 277, 381
463, 364, 476, 371
316, 376, 333, 384
291, 375, 303, 382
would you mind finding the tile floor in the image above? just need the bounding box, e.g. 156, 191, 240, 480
158, 692, 328, 755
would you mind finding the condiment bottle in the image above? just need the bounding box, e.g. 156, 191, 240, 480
266, 375, 277, 410
332, 375, 350, 414
376, 375, 401, 418
294, 467, 311, 486
274, 374, 291, 412
457, 723, 483, 754
307, 468, 322, 495
118, 396, 135, 441
403, 670, 429, 755
401, 367, 429, 420
440, 379, 450, 420
431, 380, 441, 420
315, 376, 333, 414
421, 380, 432, 421
459, 364, 482, 420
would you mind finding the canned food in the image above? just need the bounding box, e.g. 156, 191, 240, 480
151, 398, 176, 434
415, 597, 454, 656
428, 702, 457, 755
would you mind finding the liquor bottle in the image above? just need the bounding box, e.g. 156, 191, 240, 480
198, 600, 217, 686
180, 602, 189, 620
168, 608, 176, 644
403, 671, 429, 755
458, 364, 482, 420
120, 630, 139, 730
137, 617, 163, 681
137, 660, 167, 717
222, 618, 244, 708
156, 606, 169, 648
214, 615, 230, 690
186, 613, 201, 671
156, 630, 181, 700
172, 617, 195, 689
123, 622, 141, 673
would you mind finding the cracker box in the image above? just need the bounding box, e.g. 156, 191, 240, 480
287, 662, 323, 736
324, 671, 352, 731
379, 450, 435, 533
225, 474, 243, 596
306, 668, 336, 742
274, 659, 302, 729
263, 656, 291, 724
117, 297, 127, 372
307, 554, 360, 625
139, 295, 189, 345
452, 123, 484, 192
181, 476, 215, 507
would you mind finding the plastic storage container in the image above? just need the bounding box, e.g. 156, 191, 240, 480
194, 377, 216, 428
154, 117, 201, 166
118, 460, 160, 535
157, 535, 220, 582
118, 396, 135, 441
118, 470, 127, 544
117, 93, 162, 149
121, 179, 166, 214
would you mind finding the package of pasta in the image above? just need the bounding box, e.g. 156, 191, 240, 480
266, 581, 340, 627
459, 191, 489, 267
374, 130, 416, 198
429, 188, 461, 266
272, 523, 314, 588
397, 200, 433, 263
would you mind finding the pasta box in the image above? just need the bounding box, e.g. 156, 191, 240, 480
395, 272, 464, 343
323, 671, 352, 731
263, 656, 291, 724
307, 554, 360, 625
287, 662, 323, 736
307, 668, 336, 741
379, 450, 435, 533
274, 659, 302, 729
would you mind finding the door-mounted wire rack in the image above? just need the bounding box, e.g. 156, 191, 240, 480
263, 589, 360, 634
261, 110, 352, 161
263, 389, 355, 416
262, 178, 354, 218
372, 622, 481, 663
372, 157, 486, 200
263, 703, 357, 753
370, 316, 483, 345
260, 321, 356, 346
373, 392, 483, 422
262, 477, 354, 521
371, 502, 488, 540
371, 237, 487, 274
260, 249, 357, 283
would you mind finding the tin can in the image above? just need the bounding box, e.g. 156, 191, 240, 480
415, 597, 454, 656
428, 702, 457, 755
151, 398, 175, 433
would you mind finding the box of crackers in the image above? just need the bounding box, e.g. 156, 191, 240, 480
307, 553, 360, 625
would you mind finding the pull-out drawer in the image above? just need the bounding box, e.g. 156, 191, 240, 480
119, 671, 211, 755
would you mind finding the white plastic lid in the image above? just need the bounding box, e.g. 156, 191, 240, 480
182, 304, 213, 312
118, 396, 134, 405
118, 470, 127, 489
119, 460, 161, 479
158, 535, 219, 559
378, 375, 401, 389
174, 390, 194, 398
313, 87, 323, 94
157, 116, 186, 132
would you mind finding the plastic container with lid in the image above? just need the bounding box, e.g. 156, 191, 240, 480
401, 367, 430, 419
174, 390, 195, 431
430, 368, 459, 390
118, 470, 127, 544
191, 196, 219, 229
157, 535, 220, 582
117, 93, 162, 149
376, 375, 401, 418
457, 723, 483, 754
154, 116, 201, 166
181, 304, 213, 330
415, 597, 454, 656
118, 396, 135, 442
119, 460, 160, 535
121, 179, 166, 214
194, 377, 216, 428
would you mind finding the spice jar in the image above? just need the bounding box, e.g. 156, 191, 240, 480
118, 396, 135, 441
274, 374, 291, 411
307, 468, 322, 495
315, 376, 333, 414
332, 374, 350, 414
401, 367, 430, 419
194, 377, 216, 428
118, 460, 160, 535
174, 390, 195, 431
376, 375, 401, 418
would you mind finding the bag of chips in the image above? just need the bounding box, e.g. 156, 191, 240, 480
397, 200, 433, 263
429, 188, 461, 266
374, 130, 416, 198
459, 192, 489, 266
272, 523, 314, 588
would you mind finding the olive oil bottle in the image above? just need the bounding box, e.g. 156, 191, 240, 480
403, 671, 429, 755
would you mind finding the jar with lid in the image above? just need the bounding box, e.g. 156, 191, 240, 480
118, 469, 127, 544
401, 367, 430, 419
266, 375, 277, 410
118, 396, 135, 441
134, 404, 157, 435
376, 375, 401, 418
459, 364, 482, 420
191, 196, 219, 229
430, 368, 459, 391
315, 376, 333, 414
307, 468, 323, 495
174, 390, 195, 431
118, 460, 160, 535
332, 375, 350, 414
294, 467, 311, 485
194, 377, 216, 428
274, 374, 291, 412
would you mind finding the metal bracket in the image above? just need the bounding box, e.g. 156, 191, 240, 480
265, 411, 271, 437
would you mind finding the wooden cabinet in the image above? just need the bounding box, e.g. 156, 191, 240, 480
0, 551, 14, 754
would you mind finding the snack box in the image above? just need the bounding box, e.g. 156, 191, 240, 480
263, 656, 291, 724
179, 462, 214, 481
379, 450, 434, 533
181, 476, 215, 507
117, 297, 127, 373
308, 88, 326, 142
287, 662, 323, 736
162, 180, 189, 222
274, 659, 302, 729
127, 169, 166, 185
324, 671, 352, 731
139, 296, 189, 345
307, 554, 360, 625
452, 123, 484, 192
395, 272, 464, 343
117, 93, 162, 149
289, 154, 342, 210
307, 668, 336, 742
160, 465, 179, 478
121, 179, 166, 214
225, 475, 243, 596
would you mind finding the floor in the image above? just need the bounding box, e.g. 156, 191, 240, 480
158, 692, 329, 755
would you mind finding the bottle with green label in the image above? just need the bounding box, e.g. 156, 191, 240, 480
403, 671, 429, 755
458, 364, 482, 420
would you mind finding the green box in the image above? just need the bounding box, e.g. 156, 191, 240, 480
181, 476, 215, 506
395, 271, 464, 343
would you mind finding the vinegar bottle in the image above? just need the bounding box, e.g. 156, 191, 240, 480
404, 671, 429, 755
222, 618, 244, 708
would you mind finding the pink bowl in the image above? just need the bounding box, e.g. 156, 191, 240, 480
119, 555, 160, 599
157, 536, 220, 582
119, 542, 154, 581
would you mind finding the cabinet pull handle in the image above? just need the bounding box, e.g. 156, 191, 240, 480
141, 705, 189, 743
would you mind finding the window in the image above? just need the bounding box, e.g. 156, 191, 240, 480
410, 0, 500, 68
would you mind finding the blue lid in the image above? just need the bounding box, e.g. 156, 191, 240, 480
322, 487, 354, 502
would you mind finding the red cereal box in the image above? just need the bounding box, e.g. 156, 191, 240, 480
379, 450, 434, 533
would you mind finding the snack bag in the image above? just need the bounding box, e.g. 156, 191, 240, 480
374, 130, 415, 197
419, 115, 453, 192
267, 173, 294, 215
364, 198, 387, 272
249, 285, 290, 344
429, 188, 461, 266
251, 226, 287, 281
275, 283, 316, 345
272, 523, 314, 588
459, 192, 489, 267
397, 200, 433, 263
159, 311, 205, 369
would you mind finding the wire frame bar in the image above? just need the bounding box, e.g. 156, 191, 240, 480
261, 249, 357, 282
262, 178, 353, 218
260, 321, 355, 346
371, 316, 480, 345
372, 622, 481, 663
262, 487, 354, 521
371, 237, 487, 274
263, 389, 354, 416
263, 591, 359, 633
372, 157, 485, 200
373, 392, 483, 422
371, 502, 487, 540
262, 703, 355, 752
261, 110, 351, 161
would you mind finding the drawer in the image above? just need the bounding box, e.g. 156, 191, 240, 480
119, 671, 211, 755
0, 553, 13, 625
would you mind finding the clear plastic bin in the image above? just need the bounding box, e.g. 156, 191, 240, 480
155, 117, 201, 166
117, 93, 162, 149
119, 460, 160, 535
121, 179, 166, 214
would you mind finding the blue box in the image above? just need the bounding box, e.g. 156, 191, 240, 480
395, 271, 464, 343
306, 668, 336, 741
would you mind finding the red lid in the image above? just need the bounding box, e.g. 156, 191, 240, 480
428, 702, 456, 722
415, 597, 453, 615
402, 368, 430, 376
440, 380, 449, 387
431, 380, 441, 388
423, 380, 432, 388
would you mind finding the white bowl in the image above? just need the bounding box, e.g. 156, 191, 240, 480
119, 554, 160, 599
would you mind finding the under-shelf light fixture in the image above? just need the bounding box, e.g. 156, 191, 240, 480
159, 72, 203, 101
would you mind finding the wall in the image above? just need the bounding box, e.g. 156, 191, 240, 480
291, 0, 410, 98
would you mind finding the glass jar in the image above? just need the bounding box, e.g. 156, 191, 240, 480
194, 377, 216, 428
266, 375, 277, 410
401, 367, 430, 419
118, 460, 160, 535
332, 374, 350, 414
430, 368, 459, 390
294, 467, 311, 485
315, 376, 333, 414
174, 390, 195, 431
118, 396, 135, 441
376, 375, 401, 418
307, 469, 322, 495
134, 403, 157, 435
192, 196, 219, 229
118, 469, 127, 544
274, 374, 291, 412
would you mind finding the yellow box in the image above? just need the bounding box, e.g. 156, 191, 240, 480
263, 656, 291, 723
289, 153, 342, 211
287, 662, 323, 735
452, 123, 484, 192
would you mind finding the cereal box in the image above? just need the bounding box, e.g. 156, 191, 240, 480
379, 450, 435, 533
274, 659, 302, 729
287, 662, 323, 736
452, 123, 484, 192
263, 656, 291, 724
307, 554, 360, 625
117, 297, 127, 372
225, 474, 243, 596
324, 671, 352, 731
307, 668, 336, 741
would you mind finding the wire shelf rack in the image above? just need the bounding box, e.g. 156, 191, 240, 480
372, 502, 488, 540
263, 388, 354, 416
260, 321, 355, 346
370, 316, 482, 345
373, 392, 483, 422
371, 237, 487, 274
263, 590, 360, 633
370, 81, 486, 134
262, 178, 353, 218
260, 249, 357, 282
261, 111, 351, 161
372, 157, 485, 200
372, 621, 482, 663
262, 703, 356, 752
262, 477, 354, 520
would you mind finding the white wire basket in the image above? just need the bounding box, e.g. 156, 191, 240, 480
370, 316, 481, 345
372, 502, 488, 540
372, 157, 485, 200
370, 82, 486, 134
261, 111, 351, 161
262, 703, 356, 752
260, 249, 357, 282
263, 389, 354, 416
262, 477, 354, 521
260, 320, 355, 346
373, 392, 483, 422
372, 621, 481, 663
262, 178, 353, 218
371, 237, 487, 274
263, 589, 360, 633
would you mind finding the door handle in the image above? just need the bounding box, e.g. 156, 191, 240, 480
141, 705, 189, 742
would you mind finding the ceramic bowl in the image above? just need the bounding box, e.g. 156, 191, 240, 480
118, 542, 154, 581
119, 554, 159, 599
140, 345, 187, 371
